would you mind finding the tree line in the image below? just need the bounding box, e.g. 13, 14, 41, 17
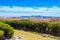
0, 19, 60, 36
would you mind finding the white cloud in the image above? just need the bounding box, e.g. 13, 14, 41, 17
0, 6, 60, 17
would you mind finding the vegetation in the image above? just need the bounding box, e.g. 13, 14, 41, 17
0, 22, 14, 38
0, 20, 60, 36
0, 30, 4, 36
14, 30, 56, 40
52, 22, 60, 34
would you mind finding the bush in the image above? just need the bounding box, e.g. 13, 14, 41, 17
52, 22, 60, 33
1, 20, 60, 35
0, 22, 14, 38
0, 30, 4, 36
37, 22, 52, 32
23, 21, 36, 31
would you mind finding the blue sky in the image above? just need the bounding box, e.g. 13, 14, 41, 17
0, 0, 60, 17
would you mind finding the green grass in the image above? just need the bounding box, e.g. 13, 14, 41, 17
14, 30, 57, 40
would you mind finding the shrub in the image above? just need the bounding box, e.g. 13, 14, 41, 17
23, 21, 36, 31
0, 22, 14, 38
52, 22, 60, 33
0, 30, 4, 36
1, 20, 60, 35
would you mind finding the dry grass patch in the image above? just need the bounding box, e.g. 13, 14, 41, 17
14, 30, 57, 40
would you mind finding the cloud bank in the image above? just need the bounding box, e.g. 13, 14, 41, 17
0, 6, 60, 17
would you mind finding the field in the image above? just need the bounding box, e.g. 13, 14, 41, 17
14, 30, 57, 40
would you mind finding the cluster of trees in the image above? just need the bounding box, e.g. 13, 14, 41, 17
0, 22, 14, 38
0, 20, 60, 36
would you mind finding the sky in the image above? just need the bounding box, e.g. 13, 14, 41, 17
0, 0, 60, 17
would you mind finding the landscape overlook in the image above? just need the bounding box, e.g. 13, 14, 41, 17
0, 0, 60, 40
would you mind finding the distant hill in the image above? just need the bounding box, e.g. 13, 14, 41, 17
0, 15, 60, 18
19, 15, 60, 18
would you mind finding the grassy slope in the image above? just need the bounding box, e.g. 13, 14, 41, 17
14, 30, 57, 40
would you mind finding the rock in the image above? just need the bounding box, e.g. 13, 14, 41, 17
42, 34, 46, 37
